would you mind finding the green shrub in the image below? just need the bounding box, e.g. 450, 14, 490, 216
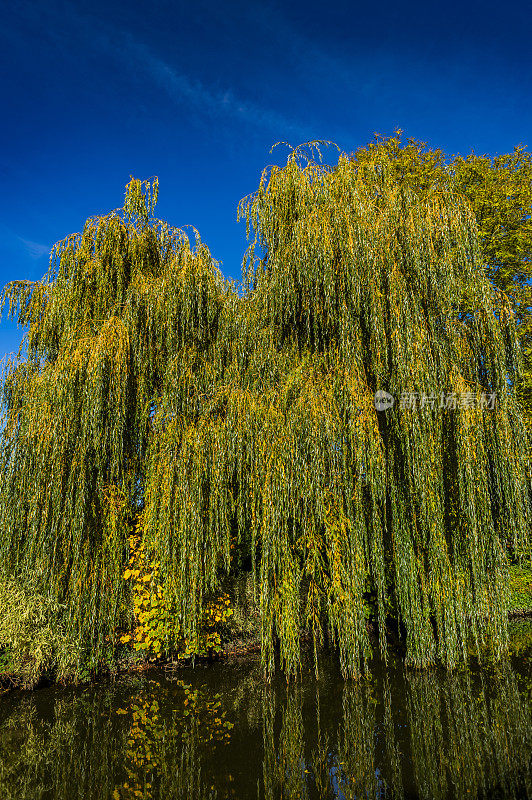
0, 578, 79, 688
508, 565, 532, 612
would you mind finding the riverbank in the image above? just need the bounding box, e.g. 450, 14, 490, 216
1, 566, 531, 693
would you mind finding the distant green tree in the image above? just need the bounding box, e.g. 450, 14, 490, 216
453, 147, 532, 420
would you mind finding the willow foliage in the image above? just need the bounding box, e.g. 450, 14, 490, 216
0, 178, 228, 670
0, 145, 530, 679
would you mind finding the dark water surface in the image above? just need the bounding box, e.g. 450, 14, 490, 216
0, 622, 530, 800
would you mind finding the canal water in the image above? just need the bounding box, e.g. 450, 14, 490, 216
0, 620, 530, 799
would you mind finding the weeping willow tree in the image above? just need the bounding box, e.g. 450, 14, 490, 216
0, 177, 229, 670
0, 142, 530, 679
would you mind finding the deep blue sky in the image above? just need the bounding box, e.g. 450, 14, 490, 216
1, 0, 531, 358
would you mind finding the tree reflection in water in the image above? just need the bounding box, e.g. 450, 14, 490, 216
0, 646, 530, 799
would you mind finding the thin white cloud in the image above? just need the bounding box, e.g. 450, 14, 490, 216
18, 237, 50, 259
7, 1, 312, 141
0, 225, 50, 261
119, 34, 311, 141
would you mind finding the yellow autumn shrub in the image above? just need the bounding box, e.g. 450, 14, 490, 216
121, 527, 232, 660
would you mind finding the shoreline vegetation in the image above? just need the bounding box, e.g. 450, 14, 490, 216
0, 566, 531, 692
0, 134, 531, 689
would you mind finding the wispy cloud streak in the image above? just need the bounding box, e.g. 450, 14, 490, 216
120, 35, 311, 140
18, 238, 50, 259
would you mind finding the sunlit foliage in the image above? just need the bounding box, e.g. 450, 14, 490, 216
121, 524, 233, 659
0, 142, 530, 679
0, 577, 78, 687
